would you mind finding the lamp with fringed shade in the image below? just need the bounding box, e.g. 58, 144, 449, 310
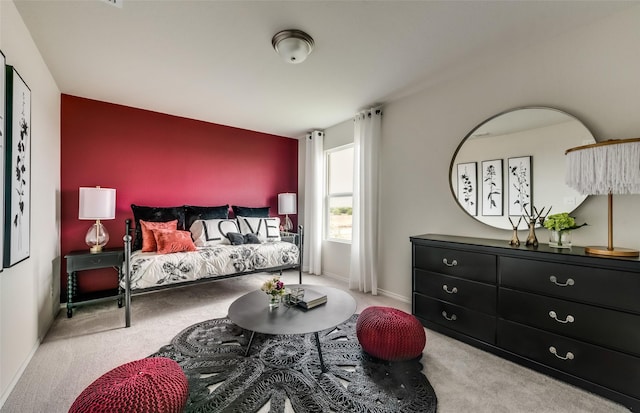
565, 137, 640, 257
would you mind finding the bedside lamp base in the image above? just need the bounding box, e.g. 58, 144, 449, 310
585, 246, 639, 258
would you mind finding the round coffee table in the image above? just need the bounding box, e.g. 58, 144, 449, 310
228, 284, 356, 372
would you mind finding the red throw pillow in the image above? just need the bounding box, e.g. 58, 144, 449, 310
140, 220, 178, 252
152, 229, 197, 254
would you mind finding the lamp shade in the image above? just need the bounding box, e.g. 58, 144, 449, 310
79, 187, 116, 220
565, 137, 640, 257
278, 193, 297, 215
566, 138, 640, 195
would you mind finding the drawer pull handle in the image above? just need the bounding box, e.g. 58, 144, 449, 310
442, 285, 458, 294
548, 311, 575, 324
549, 346, 574, 361
442, 258, 458, 267
549, 275, 574, 287
441, 311, 457, 321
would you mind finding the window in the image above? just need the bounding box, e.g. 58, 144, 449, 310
325, 145, 354, 242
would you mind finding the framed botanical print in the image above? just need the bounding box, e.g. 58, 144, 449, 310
4, 65, 31, 267
481, 159, 503, 216
456, 162, 477, 216
508, 156, 532, 217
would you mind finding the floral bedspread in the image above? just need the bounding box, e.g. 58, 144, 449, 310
122, 242, 299, 290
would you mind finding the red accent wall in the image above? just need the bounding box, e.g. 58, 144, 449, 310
61, 94, 298, 298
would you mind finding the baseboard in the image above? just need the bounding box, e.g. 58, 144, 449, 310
0, 339, 40, 409
320, 271, 349, 282
376, 288, 410, 304
313, 272, 411, 304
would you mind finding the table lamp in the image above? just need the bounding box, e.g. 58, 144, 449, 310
79, 186, 116, 253
565, 137, 640, 257
278, 193, 297, 232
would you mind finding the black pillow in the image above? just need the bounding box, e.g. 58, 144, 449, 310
225, 232, 245, 245
231, 205, 270, 218
184, 204, 229, 229
130, 204, 186, 251
243, 233, 262, 244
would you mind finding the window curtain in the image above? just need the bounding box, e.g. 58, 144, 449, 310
349, 107, 382, 294
303, 130, 324, 275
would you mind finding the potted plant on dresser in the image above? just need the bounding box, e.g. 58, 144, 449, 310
543, 212, 586, 248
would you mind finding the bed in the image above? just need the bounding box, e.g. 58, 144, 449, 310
121, 204, 303, 327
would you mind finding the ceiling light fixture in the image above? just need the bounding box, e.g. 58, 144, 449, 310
272, 29, 314, 64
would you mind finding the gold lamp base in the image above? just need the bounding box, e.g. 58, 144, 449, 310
585, 246, 639, 258
89, 244, 104, 254
578, 193, 640, 258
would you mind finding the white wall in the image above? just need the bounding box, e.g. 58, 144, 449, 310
0, 0, 61, 406
324, 119, 353, 150
379, 6, 640, 301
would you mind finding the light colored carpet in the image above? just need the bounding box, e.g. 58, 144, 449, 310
0, 271, 630, 413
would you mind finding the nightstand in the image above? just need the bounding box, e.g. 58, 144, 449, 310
64, 248, 125, 318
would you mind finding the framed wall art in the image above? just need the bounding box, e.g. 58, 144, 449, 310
481, 159, 503, 216
456, 162, 477, 216
4, 65, 31, 267
0, 51, 5, 271
508, 155, 532, 217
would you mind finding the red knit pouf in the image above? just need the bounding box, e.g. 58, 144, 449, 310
69, 357, 188, 413
356, 306, 426, 361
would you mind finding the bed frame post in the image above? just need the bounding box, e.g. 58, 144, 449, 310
298, 225, 304, 284
124, 219, 132, 328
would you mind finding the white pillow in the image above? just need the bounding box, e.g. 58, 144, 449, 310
237, 216, 281, 242
190, 219, 240, 247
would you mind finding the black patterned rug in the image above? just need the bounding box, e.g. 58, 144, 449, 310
151, 314, 437, 413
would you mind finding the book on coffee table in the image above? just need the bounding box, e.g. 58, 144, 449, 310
298, 288, 327, 309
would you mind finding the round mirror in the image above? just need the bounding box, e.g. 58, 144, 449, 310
450, 107, 596, 230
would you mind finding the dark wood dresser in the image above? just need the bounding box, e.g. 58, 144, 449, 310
410, 234, 640, 411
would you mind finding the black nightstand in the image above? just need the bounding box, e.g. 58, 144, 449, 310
64, 248, 125, 318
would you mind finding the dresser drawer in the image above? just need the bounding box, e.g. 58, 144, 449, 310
498, 319, 640, 400
500, 256, 640, 314
413, 245, 496, 283
499, 288, 640, 357
414, 294, 496, 344
414, 269, 496, 314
